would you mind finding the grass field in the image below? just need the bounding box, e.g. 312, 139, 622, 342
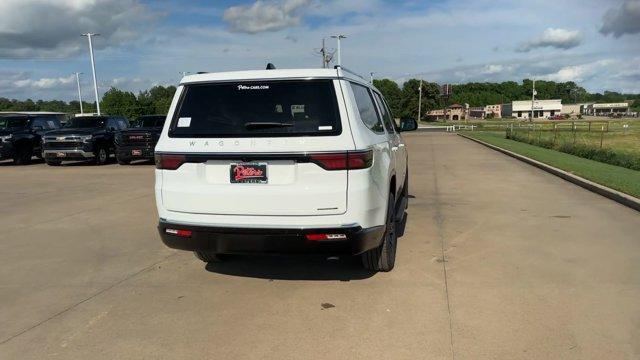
460, 131, 640, 199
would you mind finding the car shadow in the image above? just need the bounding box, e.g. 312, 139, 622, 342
205, 254, 376, 281
0, 158, 45, 166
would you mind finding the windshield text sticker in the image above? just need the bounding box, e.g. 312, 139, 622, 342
237, 85, 269, 90
318, 126, 333, 131
177, 117, 191, 127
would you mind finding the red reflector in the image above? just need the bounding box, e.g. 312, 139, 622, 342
309, 150, 372, 170
306, 233, 347, 241
166, 228, 192, 237
155, 154, 186, 170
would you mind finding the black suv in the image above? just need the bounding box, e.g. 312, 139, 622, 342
43, 115, 128, 166
0, 113, 62, 164
115, 115, 165, 164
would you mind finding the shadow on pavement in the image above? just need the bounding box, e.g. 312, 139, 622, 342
205, 254, 376, 281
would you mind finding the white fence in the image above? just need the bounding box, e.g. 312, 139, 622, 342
446, 125, 476, 132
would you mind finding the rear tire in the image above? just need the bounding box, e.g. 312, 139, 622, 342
194, 251, 228, 263
361, 193, 397, 272
13, 144, 32, 165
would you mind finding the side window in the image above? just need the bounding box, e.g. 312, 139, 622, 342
350, 82, 384, 134
31, 118, 47, 129
373, 92, 396, 134
106, 118, 118, 130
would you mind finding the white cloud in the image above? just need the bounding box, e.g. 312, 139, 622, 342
0, 0, 159, 58
14, 75, 76, 90
600, 0, 640, 37
223, 0, 311, 34
540, 59, 614, 82
517, 28, 583, 52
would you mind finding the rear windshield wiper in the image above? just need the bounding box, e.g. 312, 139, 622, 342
245, 122, 293, 129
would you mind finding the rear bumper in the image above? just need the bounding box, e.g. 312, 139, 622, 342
116, 145, 155, 160
158, 220, 384, 255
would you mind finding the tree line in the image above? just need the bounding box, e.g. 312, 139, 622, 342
1, 80, 638, 121
373, 79, 640, 120
0, 85, 177, 121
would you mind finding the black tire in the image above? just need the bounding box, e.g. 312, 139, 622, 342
361, 192, 397, 272
46, 160, 62, 166
117, 157, 130, 165
194, 251, 228, 263
13, 144, 32, 165
94, 146, 109, 165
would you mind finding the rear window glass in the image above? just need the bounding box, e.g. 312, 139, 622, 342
0, 116, 29, 129
169, 80, 341, 138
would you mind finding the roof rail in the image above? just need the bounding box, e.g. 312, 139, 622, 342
334, 65, 367, 81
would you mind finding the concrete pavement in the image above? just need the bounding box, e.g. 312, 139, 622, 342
0, 133, 638, 359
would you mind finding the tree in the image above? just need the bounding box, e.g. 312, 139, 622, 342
138, 85, 176, 115
101, 88, 142, 120
399, 79, 441, 120
373, 79, 402, 117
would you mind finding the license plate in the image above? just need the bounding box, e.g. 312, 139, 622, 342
131, 149, 142, 156
56, 152, 66, 157
230, 163, 267, 184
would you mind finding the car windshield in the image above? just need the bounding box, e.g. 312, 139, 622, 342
65, 117, 106, 128
0, 116, 29, 129
138, 116, 165, 128
170, 80, 341, 138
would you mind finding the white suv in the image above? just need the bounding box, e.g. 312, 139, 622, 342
155, 67, 417, 271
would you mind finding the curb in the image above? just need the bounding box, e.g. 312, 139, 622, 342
457, 133, 640, 212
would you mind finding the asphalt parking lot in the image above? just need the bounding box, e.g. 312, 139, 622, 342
1, 132, 639, 359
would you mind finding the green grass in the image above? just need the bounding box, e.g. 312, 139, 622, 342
461, 131, 640, 198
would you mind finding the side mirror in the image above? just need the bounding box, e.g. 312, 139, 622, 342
400, 118, 418, 132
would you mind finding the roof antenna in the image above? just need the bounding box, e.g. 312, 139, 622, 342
266, 63, 276, 70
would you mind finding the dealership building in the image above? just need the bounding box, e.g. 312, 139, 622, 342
502, 99, 562, 119
584, 103, 629, 116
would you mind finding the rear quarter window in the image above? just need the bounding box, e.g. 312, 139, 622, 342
350, 82, 384, 134
169, 80, 341, 138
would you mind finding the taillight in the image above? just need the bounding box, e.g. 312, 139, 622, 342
309, 150, 372, 170
155, 154, 186, 170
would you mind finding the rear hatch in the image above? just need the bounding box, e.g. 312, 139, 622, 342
159, 79, 355, 216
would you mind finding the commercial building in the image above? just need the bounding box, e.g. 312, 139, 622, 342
484, 104, 502, 118
584, 103, 629, 116
561, 104, 583, 117
468, 107, 485, 119
507, 99, 562, 119
447, 104, 468, 120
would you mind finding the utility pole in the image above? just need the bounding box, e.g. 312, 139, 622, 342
73, 72, 84, 114
330, 34, 346, 66
370, 72, 375, 84
417, 78, 423, 123
530, 78, 536, 122
82, 33, 101, 115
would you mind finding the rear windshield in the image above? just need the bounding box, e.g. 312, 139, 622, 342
138, 116, 165, 128
65, 117, 106, 128
169, 80, 341, 138
0, 116, 29, 129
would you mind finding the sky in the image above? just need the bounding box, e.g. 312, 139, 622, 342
0, 0, 639, 101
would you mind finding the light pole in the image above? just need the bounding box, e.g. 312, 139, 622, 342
330, 35, 346, 66
530, 78, 536, 122
82, 33, 101, 115
370, 72, 375, 84
74, 72, 84, 114
417, 78, 423, 122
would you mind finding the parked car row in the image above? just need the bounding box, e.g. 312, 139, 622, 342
0, 113, 165, 166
